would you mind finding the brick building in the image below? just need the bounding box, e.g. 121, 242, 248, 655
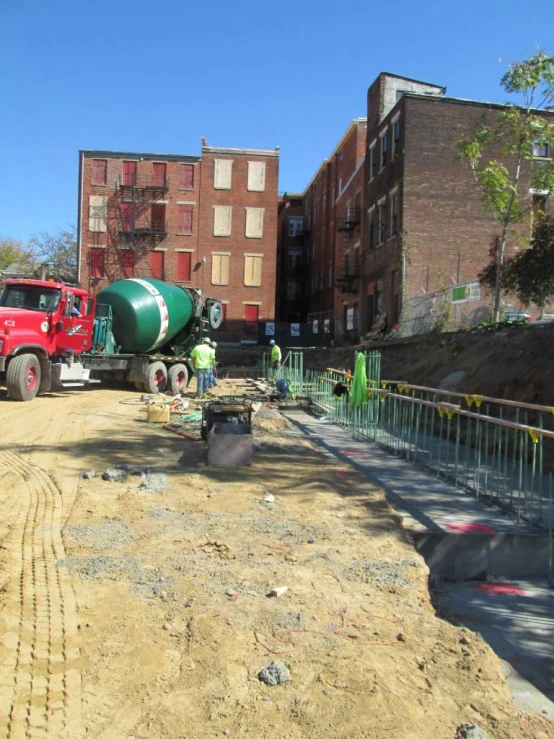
303, 119, 367, 339
362, 72, 552, 336
77, 141, 279, 341
275, 193, 308, 322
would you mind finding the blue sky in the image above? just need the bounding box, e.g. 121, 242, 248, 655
1, 0, 552, 241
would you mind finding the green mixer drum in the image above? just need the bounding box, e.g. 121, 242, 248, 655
97, 278, 195, 353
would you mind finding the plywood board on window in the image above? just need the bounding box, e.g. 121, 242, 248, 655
247, 161, 266, 192
245, 207, 264, 238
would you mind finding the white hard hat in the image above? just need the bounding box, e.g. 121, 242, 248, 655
269, 339, 275, 345
211, 341, 217, 348
203, 337, 211, 343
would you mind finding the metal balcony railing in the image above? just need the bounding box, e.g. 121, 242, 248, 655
117, 174, 170, 191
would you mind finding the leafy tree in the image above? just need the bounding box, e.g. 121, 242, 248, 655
0, 236, 29, 272
28, 226, 78, 283
458, 51, 554, 322
501, 217, 554, 318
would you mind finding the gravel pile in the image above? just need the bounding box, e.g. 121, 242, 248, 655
344, 558, 421, 589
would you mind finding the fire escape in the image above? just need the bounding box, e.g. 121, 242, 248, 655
115, 172, 169, 250
335, 207, 361, 294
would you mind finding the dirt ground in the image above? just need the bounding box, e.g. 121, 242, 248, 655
0, 380, 552, 739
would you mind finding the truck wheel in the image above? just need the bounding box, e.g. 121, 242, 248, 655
143, 362, 167, 394
134, 381, 146, 392
168, 364, 189, 395
6, 354, 42, 401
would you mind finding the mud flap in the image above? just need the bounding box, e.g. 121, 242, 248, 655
39, 358, 52, 392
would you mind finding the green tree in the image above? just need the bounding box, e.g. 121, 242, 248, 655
501, 217, 554, 318
458, 51, 554, 322
28, 226, 78, 283
0, 236, 29, 272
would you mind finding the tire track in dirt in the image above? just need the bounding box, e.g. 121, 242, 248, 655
0, 450, 83, 739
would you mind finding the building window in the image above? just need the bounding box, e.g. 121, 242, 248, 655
214, 159, 233, 189
151, 203, 166, 234
176, 252, 192, 281
211, 253, 230, 285
178, 204, 193, 234
119, 202, 135, 232
152, 162, 167, 187
89, 195, 107, 233
313, 205, 317, 224
245, 208, 264, 239
287, 247, 302, 268
378, 200, 387, 244
390, 192, 398, 237
89, 248, 105, 278
392, 118, 401, 157
369, 142, 377, 181
150, 251, 164, 280
367, 208, 375, 250
287, 280, 301, 300
213, 205, 232, 237
533, 140, 550, 158
289, 217, 303, 237
532, 193, 549, 223
380, 132, 388, 170
91, 159, 107, 186
247, 161, 266, 192
179, 164, 194, 189
122, 161, 137, 186
320, 268, 324, 290
120, 250, 134, 279
244, 255, 263, 286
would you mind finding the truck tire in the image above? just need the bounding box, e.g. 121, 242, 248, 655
143, 361, 167, 394
168, 364, 189, 395
6, 354, 42, 401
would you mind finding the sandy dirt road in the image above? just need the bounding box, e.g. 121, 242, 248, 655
0, 384, 552, 739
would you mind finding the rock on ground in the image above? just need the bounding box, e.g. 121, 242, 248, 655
258, 661, 291, 686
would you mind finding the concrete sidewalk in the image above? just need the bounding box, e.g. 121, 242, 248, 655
281, 408, 554, 719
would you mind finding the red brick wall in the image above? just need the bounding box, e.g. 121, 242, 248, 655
197, 149, 279, 341
78, 146, 279, 342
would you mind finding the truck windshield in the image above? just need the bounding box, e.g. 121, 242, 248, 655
0, 286, 62, 312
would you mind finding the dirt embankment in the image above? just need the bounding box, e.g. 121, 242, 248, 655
303, 323, 554, 407
0, 384, 552, 738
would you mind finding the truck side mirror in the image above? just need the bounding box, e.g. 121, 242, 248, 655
56, 321, 64, 331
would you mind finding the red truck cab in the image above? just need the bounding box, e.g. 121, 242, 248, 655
0, 279, 96, 400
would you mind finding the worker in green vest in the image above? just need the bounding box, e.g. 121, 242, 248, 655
269, 339, 282, 376
191, 337, 215, 397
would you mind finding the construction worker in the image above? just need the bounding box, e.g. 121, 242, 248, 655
269, 339, 281, 375
190, 337, 214, 397
208, 340, 218, 388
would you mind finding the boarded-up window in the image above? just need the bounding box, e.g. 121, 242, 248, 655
178, 204, 193, 234
89, 195, 107, 232
179, 164, 194, 189
151, 203, 166, 233
213, 205, 232, 236
120, 202, 134, 232
89, 248, 105, 278
177, 252, 192, 281
245, 207, 264, 238
247, 161, 266, 192
244, 304, 259, 337
214, 159, 233, 190
122, 161, 137, 186
152, 162, 167, 187
120, 250, 135, 278
244, 255, 262, 287
211, 254, 230, 285
150, 251, 164, 280
91, 159, 107, 185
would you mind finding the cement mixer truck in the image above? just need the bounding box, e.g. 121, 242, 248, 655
0, 277, 223, 401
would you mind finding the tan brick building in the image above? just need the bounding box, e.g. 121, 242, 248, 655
77, 141, 279, 341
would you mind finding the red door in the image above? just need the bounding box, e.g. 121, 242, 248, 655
150, 251, 164, 280
244, 304, 259, 338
